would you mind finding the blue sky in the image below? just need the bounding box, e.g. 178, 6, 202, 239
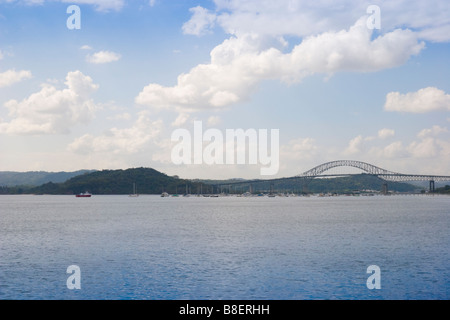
1, 0, 449, 179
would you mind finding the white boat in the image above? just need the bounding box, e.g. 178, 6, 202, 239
161, 192, 170, 197
129, 183, 139, 197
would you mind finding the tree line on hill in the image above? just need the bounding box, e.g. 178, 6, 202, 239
435, 185, 450, 194
0, 168, 205, 195
0, 168, 426, 195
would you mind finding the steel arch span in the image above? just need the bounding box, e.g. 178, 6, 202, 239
298, 160, 397, 177
297, 160, 450, 182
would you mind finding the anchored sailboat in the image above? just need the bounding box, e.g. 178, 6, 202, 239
129, 183, 139, 197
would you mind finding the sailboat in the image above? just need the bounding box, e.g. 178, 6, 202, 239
183, 184, 191, 197
129, 183, 139, 197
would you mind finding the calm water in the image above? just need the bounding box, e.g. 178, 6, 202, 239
0, 194, 448, 300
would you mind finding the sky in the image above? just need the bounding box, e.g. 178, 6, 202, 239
0, 0, 449, 179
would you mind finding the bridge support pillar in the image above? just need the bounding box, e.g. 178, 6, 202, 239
382, 183, 388, 195
430, 180, 435, 193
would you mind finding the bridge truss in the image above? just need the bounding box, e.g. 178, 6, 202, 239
214, 160, 450, 192
297, 160, 450, 183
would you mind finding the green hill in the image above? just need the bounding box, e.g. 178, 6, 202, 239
0, 170, 95, 187
1, 168, 205, 195
0, 170, 423, 195
204, 174, 420, 194
436, 185, 450, 194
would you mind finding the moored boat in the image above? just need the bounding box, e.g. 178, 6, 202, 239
76, 192, 92, 198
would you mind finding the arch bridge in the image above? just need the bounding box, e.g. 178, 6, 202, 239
215, 160, 450, 193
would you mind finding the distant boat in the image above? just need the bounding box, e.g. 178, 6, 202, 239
161, 192, 170, 197
129, 183, 139, 197
76, 192, 91, 198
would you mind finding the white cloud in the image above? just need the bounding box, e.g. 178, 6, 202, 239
407, 138, 439, 158
380, 141, 408, 159
417, 125, 448, 138
0, 71, 99, 135
344, 135, 364, 155
86, 50, 121, 64
378, 128, 395, 139
137, 18, 424, 112
385, 87, 450, 113
80, 45, 93, 50
281, 137, 318, 158
335, 126, 450, 174
182, 6, 217, 36
207, 116, 221, 127
171, 113, 190, 127
0, 69, 32, 88
107, 112, 132, 121
204, 0, 450, 42
68, 111, 163, 155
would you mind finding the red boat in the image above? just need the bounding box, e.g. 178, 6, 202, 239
76, 192, 92, 198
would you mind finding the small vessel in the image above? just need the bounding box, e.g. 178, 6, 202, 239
161, 192, 170, 197
129, 183, 139, 197
76, 192, 92, 198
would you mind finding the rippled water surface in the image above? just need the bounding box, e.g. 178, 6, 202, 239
0, 194, 449, 300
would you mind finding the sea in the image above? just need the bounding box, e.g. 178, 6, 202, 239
0, 194, 448, 300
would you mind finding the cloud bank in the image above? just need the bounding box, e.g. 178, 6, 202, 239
385, 87, 450, 113
0, 71, 99, 135
0, 69, 32, 88
137, 17, 424, 112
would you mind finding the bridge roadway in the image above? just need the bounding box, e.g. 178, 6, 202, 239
213, 160, 450, 192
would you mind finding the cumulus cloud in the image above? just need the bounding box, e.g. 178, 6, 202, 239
171, 113, 190, 127
281, 137, 318, 159
86, 50, 121, 64
341, 126, 450, 168
407, 138, 440, 158
385, 87, 450, 113
207, 115, 221, 127
378, 128, 395, 139
417, 125, 448, 138
0, 71, 99, 135
0, 69, 32, 88
182, 6, 217, 36
379, 141, 408, 159
137, 18, 424, 111
344, 135, 365, 155
195, 0, 450, 42
68, 111, 163, 154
